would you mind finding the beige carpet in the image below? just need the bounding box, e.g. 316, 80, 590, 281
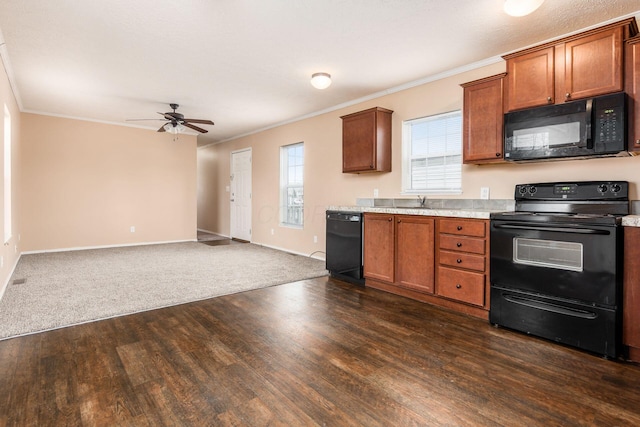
0, 242, 327, 340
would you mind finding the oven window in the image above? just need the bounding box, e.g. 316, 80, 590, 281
512, 122, 581, 150
513, 238, 583, 272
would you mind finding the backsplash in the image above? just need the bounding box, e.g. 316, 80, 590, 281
356, 198, 515, 211
355, 198, 639, 215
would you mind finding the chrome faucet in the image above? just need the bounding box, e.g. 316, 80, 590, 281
417, 195, 426, 207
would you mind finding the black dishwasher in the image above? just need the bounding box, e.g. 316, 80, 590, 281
326, 211, 364, 285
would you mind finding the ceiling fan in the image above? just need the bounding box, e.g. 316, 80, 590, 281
128, 103, 214, 134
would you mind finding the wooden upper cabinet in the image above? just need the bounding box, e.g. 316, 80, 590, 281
341, 107, 393, 173
461, 74, 506, 164
504, 19, 637, 112
626, 35, 640, 152
562, 26, 624, 101
505, 47, 555, 111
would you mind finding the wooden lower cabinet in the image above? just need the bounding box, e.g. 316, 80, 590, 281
363, 213, 434, 293
624, 227, 640, 362
395, 215, 435, 293
364, 213, 489, 319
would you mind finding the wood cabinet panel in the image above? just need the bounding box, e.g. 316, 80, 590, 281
341, 107, 393, 173
626, 35, 640, 153
461, 74, 506, 164
439, 250, 485, 272
363, 213, 395, 283
396, 216, 435, 293
505, 47, 555, 111
437, 267, 485, 307
564, 27, 623, 101
439, 234, 485, 255
504, 19, 635, 112
439, 219, 486, 237
624, 227, 640, 361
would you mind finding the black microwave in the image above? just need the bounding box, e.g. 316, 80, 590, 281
504, 92, 627, 161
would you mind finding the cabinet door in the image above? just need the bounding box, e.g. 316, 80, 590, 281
462, 74, 505, 164
363, 213, 395, 283
395, 216, 435, 293
563, 27, 623, 102
626, 36, 640, 152
342, 110, 377, 172
505, 47, 555, 111
624, 227, 640, 355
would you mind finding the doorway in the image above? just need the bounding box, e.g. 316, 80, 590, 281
230, 148, 252, 241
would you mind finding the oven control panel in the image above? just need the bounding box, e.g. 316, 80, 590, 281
515, 181, 628, 200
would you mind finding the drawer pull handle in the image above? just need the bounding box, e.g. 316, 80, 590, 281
456, 284, 462, 289
456, 259, 462, 263
457, 226, 462, 231
456, 242, 462, 247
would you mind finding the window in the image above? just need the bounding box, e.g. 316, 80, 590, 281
3, 104, 11, 243
402, 110, 462, 194
280, 142, 304, 227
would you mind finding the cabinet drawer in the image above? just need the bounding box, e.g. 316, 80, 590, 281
437, 267, 485, 306
439, 219, 485, 237
439, 250, 485, 272
439, 234, 485, 255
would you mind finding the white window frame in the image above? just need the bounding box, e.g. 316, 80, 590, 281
280, 142, 304, 228
401, 110, 462, 195
3, 104, 11, 244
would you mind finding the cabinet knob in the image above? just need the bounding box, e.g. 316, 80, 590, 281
388, 217, 393, 222
457, 226, 462, 231
397, 219, 402, 223
456, 284, 462, 289
370, 164, 374, 169
636, 139, 640, 145
496, 152, 501, 157
547, 96, 552, 102
456, 242, 462, 247
565, 92, 571, 99
456, 259, 462, 263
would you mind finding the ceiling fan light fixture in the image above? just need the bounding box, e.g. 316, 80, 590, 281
311, 72, 331, 89
164, 122, 186, 134
503, 0, 544, 17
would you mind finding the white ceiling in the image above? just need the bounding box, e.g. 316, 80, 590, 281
0, 1, 639, 147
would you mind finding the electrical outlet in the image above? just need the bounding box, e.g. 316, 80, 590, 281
130, 226, 136, 233
373, 188, 379, 198
0, 256, 3, 268
480, 187, 490, 200
313, 235, 318, 243
271, 228, 275, 235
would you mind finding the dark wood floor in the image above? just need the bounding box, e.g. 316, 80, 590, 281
1, 277, 640, 426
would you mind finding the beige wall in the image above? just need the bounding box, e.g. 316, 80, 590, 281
197, 60, 640, 259
21, 114, 197, 252
0, 58, 21, 292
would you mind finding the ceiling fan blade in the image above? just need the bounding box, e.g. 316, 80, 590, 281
182, 122, 208, 133
126, 118, 165, 121
158, 112, 175, 121
157, 124, 167, 132
183, 118, 215, 125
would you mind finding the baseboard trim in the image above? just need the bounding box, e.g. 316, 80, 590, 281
21, 239, 198, 255
197, 228, 230, 238
255, 242, 326, 262
0, 253, 22, 301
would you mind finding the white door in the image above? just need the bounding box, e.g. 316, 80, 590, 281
230, 149, 252, 241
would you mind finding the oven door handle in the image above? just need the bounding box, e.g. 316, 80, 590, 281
503, 294, 598, 319
493, 223, 610, 235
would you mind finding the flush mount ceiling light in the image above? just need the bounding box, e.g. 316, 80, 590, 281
310, 72, 332, 89
503, 0, 544, 17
